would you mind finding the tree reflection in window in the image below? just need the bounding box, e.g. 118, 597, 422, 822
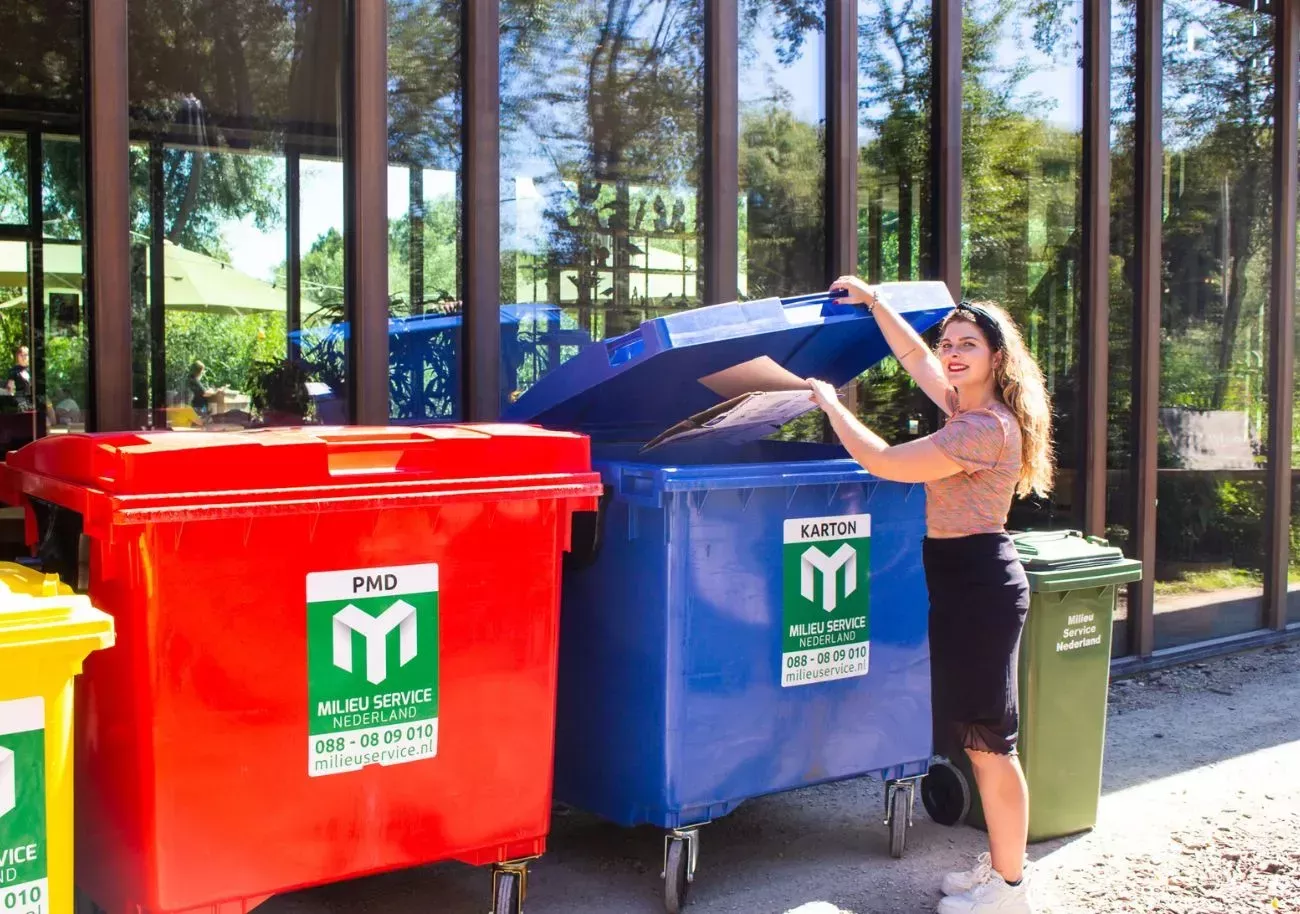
501, 0, 705, 401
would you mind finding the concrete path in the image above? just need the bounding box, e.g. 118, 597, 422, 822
264, 642, 1300, 914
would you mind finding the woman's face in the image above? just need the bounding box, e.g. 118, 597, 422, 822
937, 319, 998, 391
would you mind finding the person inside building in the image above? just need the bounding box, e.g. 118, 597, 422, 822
5, 345, 31, 407
805, 276, 1054, 914
187, 360, 213, 415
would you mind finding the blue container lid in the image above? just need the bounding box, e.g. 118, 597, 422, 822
505, 283, 955, 442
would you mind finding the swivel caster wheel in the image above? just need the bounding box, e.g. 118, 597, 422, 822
885, 779, 917, 858
662, 829, 699, 913
491, 864, 527, 914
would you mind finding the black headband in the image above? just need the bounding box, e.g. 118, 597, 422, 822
953, 302, 1006, 351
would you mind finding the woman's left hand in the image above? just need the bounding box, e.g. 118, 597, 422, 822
806, 378, 840, 413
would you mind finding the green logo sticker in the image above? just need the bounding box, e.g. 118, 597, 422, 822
306, 564, 439, 776
781, 514, 871, 687
0, 697, 47, 914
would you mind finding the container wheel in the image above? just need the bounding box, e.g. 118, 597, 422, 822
492, 868, 523, 914
664, 836, 690, 913
921, 759, 971, 827
889, 785, 911, 858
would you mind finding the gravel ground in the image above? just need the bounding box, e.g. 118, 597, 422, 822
266, 640, 1300, 914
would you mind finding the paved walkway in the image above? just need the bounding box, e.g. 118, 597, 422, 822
266, 642, 1300, 914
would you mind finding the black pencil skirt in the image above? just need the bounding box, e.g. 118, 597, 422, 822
923, 533, 1030, 757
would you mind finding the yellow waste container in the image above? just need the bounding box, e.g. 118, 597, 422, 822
0, 563, 113, 914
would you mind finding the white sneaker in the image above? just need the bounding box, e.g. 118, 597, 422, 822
937, 872, 1032, 914
942, 852, 994, 896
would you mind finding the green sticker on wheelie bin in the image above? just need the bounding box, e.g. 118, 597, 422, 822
0, 698, 47, 914
306, 564, 440, 777
781, 514, 871, 687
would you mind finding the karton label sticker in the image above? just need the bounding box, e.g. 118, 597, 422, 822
781, 515, 871, 687
0, 697, 47, 914
306, 564, 440, 776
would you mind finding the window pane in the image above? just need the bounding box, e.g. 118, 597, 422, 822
0, 2, 84, 118
0, 134, 27, 225
500, 0, 705, 404
43, 242, 87, 435
387, 0, 462, 422
962, 0, 1084, 532
127, 0, 348, 430
43, 136, 82, 241
0, 241, 35, 455
855, 0, 934, 443
1108, 0, 1138, 657
739, 0, 826, 299
1156, 0, 1273, 647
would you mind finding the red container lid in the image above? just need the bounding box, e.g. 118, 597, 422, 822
4, 424, 593, 496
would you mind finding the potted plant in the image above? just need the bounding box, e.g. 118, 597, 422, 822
246, 358, 314, 426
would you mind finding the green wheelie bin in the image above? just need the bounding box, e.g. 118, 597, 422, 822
921, 530, 1142, 842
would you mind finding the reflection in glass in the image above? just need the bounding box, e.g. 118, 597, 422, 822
0, 134, 27, 225
739, 0, 826, 299
1107, 0, 1137, 656
387, 0, 462, 422
962, 0, 1083, 531
0, 1, 83, 116
42, 242, 87, 433
43, 136, 83, 240
855, 0, 933, 443
0, 241, 35, 454
1155, 0, 1273, 647
500, 0, 704, 403
127, 0, 347, 430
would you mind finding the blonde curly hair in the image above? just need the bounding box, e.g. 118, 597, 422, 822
939, 302, 1055, 498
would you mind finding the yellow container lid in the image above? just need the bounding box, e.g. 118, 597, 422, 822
0, 562, 115, 651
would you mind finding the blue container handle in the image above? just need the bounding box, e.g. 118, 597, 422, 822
779, 288, 849, 306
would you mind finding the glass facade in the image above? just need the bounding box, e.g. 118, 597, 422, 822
855, 0, 933, 443
500, 0, 704, 401
962, 0, 1084, 532
0, 1, 85, 453
126, 0, 347, 429
739, 0, 826, 299
2, 0, 1298, 653
1154, 0, 1274, 648
387, 0, 462, 421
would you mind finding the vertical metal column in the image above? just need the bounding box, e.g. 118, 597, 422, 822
705, 0, 740, 305
85, 0, 133, 431
347, 0, 390, 425
1081, 0, 1112, 537
149, 142, 166, 428
1131, 0, 1163, 656
932, 0, 962, 295
1265, 0, 1298, 631
464, 0, 502, 419
827, 0, 858, 282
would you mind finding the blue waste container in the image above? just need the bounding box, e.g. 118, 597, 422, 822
506, 284, 954, 912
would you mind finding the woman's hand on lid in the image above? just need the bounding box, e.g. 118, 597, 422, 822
806, 378, 840, 413
830, 275, 879, 308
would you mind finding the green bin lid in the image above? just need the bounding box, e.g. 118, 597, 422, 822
1010, 530, 1143, 593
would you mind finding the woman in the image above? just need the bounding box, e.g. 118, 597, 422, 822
187, 360, 212, 414
807, 276, 1053, 914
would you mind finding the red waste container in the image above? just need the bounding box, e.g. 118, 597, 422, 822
0, 425, 601, 914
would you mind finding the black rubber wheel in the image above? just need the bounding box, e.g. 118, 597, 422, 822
492, 870, 523, 914
889, 786, 910, 858
922, 759, 972, 827
664, 837, 690, 913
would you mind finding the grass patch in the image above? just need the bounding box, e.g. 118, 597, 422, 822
1153, 565, 1300, 596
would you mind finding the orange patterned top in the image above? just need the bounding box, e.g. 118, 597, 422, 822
924, 400, 1022, 538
